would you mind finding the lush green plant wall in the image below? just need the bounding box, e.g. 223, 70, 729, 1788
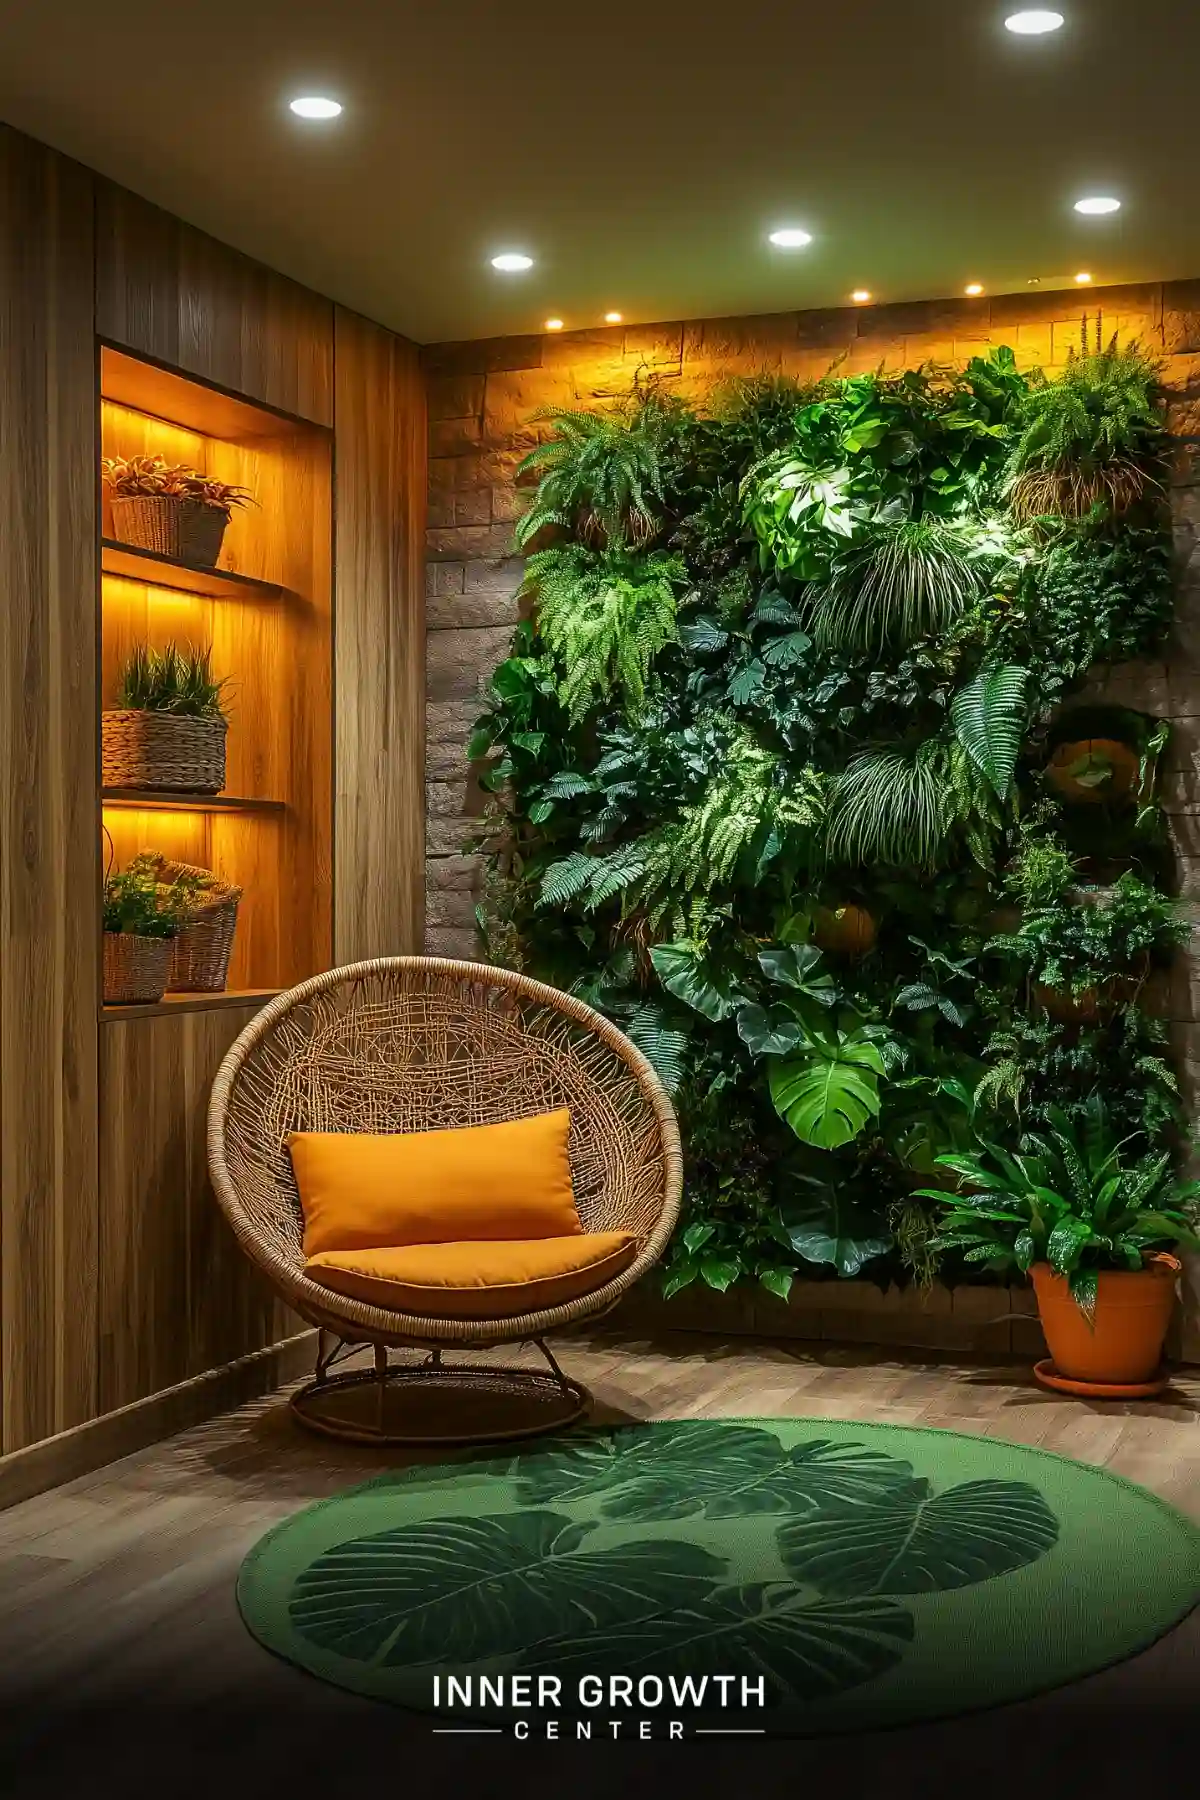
469, 325, 1188, 1302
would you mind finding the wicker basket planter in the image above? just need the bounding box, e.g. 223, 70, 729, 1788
110, 495, 230, 567
102, 710, 227, 793
103, 932, 172, 1006
134, 854, 242, 992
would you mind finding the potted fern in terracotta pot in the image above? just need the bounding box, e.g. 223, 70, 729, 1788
918, 1098, 1200, 1397
103, 642, 230, 794
102, 860, 200, 1005
103, 454, 255, 567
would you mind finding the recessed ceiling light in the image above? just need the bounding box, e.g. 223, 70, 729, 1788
1074, 195, 1121, 215
289, 96, 342, 119
491, 251, 534, 272
1004, 10, 1065, 34
769, 227, 813, 249
544, 318, 564, 332
604, 311, 623, 324
965, 283, 985, 297
1075, 270, 1094, 284
851, 290, 872, 304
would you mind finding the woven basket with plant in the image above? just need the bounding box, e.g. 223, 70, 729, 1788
102, 855, 200, 1005
103, 643, 230, 793
103, 455, 256, 567
128, 851, 243, 992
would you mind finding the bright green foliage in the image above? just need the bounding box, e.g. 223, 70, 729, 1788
804, 517, 989, 655
919, 1098, 1200, 1317
522, 545, 682, 722
103, 864, 198, 938
1006, 323, 1166, 521
515, 388, 681, 549
950, 663, 1029, 800
116, 641, 229, 718
469, 337, 1180, 1300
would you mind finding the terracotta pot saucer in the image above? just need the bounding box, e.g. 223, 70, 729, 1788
1033, 1357, 1169, 1399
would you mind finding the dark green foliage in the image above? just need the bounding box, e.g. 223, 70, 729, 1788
919, 1098, 1200, 1317
470, 338, 1182, 1298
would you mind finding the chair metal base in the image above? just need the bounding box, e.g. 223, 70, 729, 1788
289, 1339, 589, 1447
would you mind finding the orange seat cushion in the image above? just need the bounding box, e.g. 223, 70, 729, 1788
288, 1110, 580, 1257
305, 1232, 638, 1320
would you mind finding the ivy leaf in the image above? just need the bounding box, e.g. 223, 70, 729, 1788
701, 1255, 742, 1292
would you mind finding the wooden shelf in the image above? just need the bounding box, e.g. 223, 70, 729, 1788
102, 789, 286, 814
101, 987, 281, 1023
101, 538, 285, 603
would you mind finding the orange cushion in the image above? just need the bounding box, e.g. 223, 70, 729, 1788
305, 1232, 638, 1320
288, 1110, 580, 1257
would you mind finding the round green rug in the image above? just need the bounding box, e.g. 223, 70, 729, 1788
238, 1418, 1200, 1733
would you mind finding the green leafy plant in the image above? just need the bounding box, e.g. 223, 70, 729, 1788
522, 545, 682, 722
514, 388, 682, 549
918, 1098, 1200, 1316
102, 864, 197, 938
986, 872, 1187, 999
1005, 322, 1166, 522
950, 663, 1028, 801
826, 741, 954, 872
115, 642, 229, 718
803, 516, 989, 655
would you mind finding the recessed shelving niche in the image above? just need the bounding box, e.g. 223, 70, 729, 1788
99, 345, 332, 1013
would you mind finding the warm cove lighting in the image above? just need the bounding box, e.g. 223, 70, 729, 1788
544, 318, 564, 331
1075, 196, 1121, 215
1075, 271, 1094, 284
604, 311, 623, 324
1004, 10, 1064, 34
289, 96, 342, 119
851, 290, 872, 304
491, 251, 534, 272
769, 227, 813, 248
965, 282, 985, 296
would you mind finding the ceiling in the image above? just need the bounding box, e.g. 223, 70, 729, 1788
0, 0, 1196, 345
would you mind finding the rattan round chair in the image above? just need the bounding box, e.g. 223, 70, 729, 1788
207, 957, 682, 1446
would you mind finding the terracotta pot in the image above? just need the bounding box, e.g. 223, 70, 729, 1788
1032, 981, 1101, 1023
1046, 738, 1138, 806
813, 904, 876, 957
1031, 1258, 1178, 1385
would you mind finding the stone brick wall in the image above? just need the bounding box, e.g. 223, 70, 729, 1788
421, 282, 1200, 1086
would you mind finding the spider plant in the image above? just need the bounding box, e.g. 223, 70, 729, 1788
1005, 321, 1166, 522
115, 642, 230, 719
801, 515, 988, 654
826, 740, 951, 872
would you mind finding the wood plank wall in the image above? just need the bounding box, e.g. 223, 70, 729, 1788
333, 308, 427, 962
0, 123, 426, 1464
0, 129, 99, 1453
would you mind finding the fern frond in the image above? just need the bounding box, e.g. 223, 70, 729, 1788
522, 545, 683, 723
950, 662, 1029, 800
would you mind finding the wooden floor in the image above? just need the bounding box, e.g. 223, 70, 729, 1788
2, 1329, 1199, 1798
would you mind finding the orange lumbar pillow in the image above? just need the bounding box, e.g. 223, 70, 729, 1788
306, 1232, 637, 1321
288, 1109, 581, 1257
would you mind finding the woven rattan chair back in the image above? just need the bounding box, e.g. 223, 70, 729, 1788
207, 957, 683, 1353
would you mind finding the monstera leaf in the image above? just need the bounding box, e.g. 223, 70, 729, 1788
512, 1421, 790, 1519
650, 943, 745, 1022
511, 1424, 918, 1524
769, 1036, 885, 1148
778, 1478, 1059, 1596
521, 1585, 913, 1701
288, 1510, 724, 1665
778, 1179, 894, 1277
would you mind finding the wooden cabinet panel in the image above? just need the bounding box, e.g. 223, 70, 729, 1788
333, 307, 427, 960
96, 182, 334, 428
98, 1003, 292, 1412
0, 128, 99, 1453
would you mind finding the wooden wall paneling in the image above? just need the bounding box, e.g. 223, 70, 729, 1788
0, 129, 99, 1452
95, 183, 334, 427
333, 307, 427, 960
98, 1003, 285, 1412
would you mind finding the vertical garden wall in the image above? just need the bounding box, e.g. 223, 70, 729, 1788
423, 284, 1200, 1336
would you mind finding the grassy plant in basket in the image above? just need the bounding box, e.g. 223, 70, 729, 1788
116, 643, 230, 719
